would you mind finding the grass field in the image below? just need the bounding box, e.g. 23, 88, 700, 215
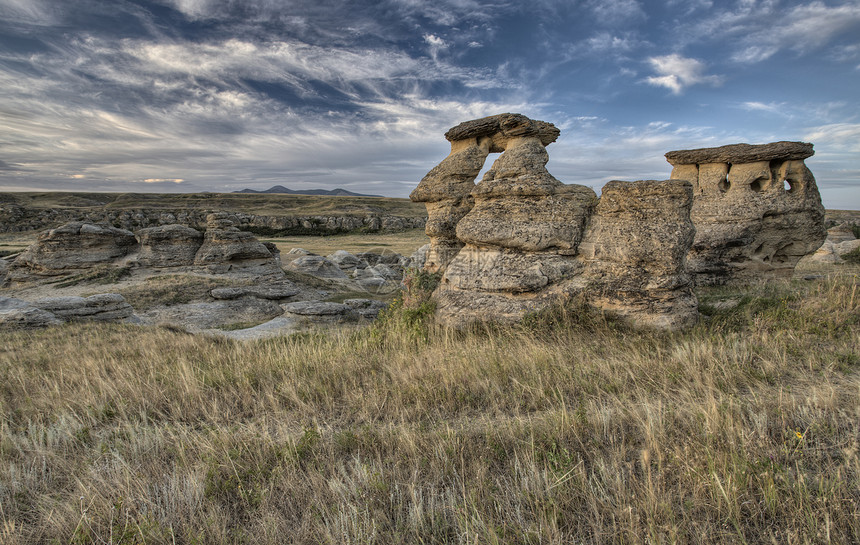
1, 265, 858, 544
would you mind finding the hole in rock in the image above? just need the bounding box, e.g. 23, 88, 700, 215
718, 178, 731, 193
782, 179, 794, 192
750, 178, 766, 192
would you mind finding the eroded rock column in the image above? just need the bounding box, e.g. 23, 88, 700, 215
578, 180, 698, 329
665, 141, 827, 285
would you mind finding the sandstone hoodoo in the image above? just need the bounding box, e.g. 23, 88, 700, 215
193, 213, 283, 277
665, 141, 827, 285
416, 114, 699, 329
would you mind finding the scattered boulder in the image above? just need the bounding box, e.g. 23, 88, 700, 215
281, 301, 352, 316
665, 141, 827, 285
140, 298, 284, 330
286, 256, 348, 279
209, 282, 301, 300
343, 298, 389, 319
327, 250, 362, 270
9, 222, 137, 281
136, 224, 203, 267
0, 299, 63, 328
408, 244, 430, 270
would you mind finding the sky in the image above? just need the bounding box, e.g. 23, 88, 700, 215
1, 0, 859, 209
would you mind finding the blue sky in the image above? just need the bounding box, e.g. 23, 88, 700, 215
1, 0, 859, 209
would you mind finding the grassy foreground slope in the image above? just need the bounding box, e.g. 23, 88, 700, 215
1, 271, 858, 544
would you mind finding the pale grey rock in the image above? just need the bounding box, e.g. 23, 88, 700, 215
343, 298, 388, 319
140, 298, 284, 329
194, 223, 283, 277
287, 248, 313, 256
136, 224, 203, 267
667, 142, 827, 285
408, 244, 430, 270
33, 293, 135, 322
0, 306, 63, 328
327, 250, 362, 270
0, 258, 8, 283
10, 222, 137, 280
286, 256, 348, 279
578, 180, 698, 329
281, 301, 352, 316
206, 317, 300, 341
210, 282, 301, 300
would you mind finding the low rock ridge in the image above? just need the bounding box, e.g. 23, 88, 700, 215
0, 206, 426, 234
412, 115, 827, 328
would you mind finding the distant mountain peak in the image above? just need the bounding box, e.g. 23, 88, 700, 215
234, 185, 382, 197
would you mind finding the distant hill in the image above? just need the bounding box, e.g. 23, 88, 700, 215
234, 185, 383, 197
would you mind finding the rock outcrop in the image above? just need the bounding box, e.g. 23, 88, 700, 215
136, 224, 203, 267
665, 141, 827, 285
0, 293, 136, 328
194, 213, 284, 277
9, 222, 137, 280
420, 114, 697, 329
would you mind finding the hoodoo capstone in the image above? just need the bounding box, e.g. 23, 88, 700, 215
665, 141, 826, 285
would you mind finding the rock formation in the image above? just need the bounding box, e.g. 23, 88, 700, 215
136, 224, 203, 267
410, 113, 562, 272
9, 222, 137, 281
665, 141, 827, 285
420, 114, 698, 329
0, 293, 136, 328
193, 213, 284, 277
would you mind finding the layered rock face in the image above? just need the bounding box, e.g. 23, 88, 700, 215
193, 213, 283, 277
422, 114, 697, 329
577, 180, 698, 329
137, 224, 203, 267
665, 142, 827, 285
410, 113, 562, 272
8, 222, 138, 281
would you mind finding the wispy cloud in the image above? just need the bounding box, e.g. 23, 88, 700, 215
644, 54, 721, 94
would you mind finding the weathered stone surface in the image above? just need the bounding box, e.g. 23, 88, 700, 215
194, 214, 283, 276
33, 293, 135, 322
136, 224, 203, 267
665, 141, 814, 165
444, 113, 560, 152
578, 180, 698, 329
327, 250, 361, 270
408, 244, 430, 270
798, 239, 860, 266
10, 222, 137, 278
826, 224, 857, 243
0, 258, 8, 283
210, 282, 301, 300
0, 305, 63, 328
281, 301, 352, 316
286, 256, 348, 279
343, 298, 388, 319
416, 114, 702, 329
667, 143, 827, 285
140, 298, 283, 329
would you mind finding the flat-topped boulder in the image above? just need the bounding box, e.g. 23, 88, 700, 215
444, 113, 561, 151
9, 222, 137, 281
33, 293, 135, 322
665, 141, 826, 285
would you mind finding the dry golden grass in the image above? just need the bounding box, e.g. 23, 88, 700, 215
0, 270, 858, 544
263, 227, 429, 257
